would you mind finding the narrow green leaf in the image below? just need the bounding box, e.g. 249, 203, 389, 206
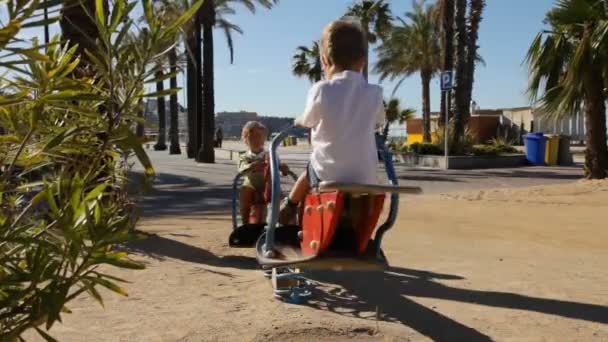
142, 0, 154, 27
21, 17, 59, 29
35, 327, 59, 342
84, 183, 108, 202
93, 254, 145, 270
42, 127, 79, 152
19, 48, 50, 62
70, 177, 83, 213
162, 0, 204, 37
109, 0, 126, 31
142, 88, 180, 98
144, 71, 179, 84
41, 91, 104, 102
124, 130, 154, 177
95, 0, 106, 27
89, 277, 128, 296
87, 281, 105, 307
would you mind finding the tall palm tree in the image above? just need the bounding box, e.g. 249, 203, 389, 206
526, 0, 608, 179
375, 0, 441, 142
196, 0, 279, 163
383, 98, 416, 138
168, 47, 181, 154
153, 69, 168, 151
60, 0, 105, 76
345, 0, 393, 79
452, 0, 485, 149
198, 0, 216, 163
292, 41, 322, 83
156, 0, 185, 155
452, 0, 467, 141
292, 41, 322, 144
438, 0, 454, 124
172, 0, 243, 158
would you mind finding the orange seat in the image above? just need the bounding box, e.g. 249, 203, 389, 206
300, 191, 385, 257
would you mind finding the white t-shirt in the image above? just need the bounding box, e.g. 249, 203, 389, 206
298, 71, 385, 184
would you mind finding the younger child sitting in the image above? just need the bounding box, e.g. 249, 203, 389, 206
239, 121, 289, 223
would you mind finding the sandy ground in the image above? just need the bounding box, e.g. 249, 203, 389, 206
27, 180, 608, 341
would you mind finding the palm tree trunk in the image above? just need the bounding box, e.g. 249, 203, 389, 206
198, 0, 215, 163
154, 70, 167, 151
421, 71, 432, 143
440, 0, 454, 125
583, 28, 608, 179
186, 33, 196, 159
194, 10, 203, 161
464, 0, 485, 119
60, 0, 106, 77
452, 0, 468, 150
169, 48, 181, 155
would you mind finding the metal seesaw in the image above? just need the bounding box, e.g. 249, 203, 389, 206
252, 127, 422, 302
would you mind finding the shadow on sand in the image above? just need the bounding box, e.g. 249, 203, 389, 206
121, 231, 258, 270
307, 267, 608, 341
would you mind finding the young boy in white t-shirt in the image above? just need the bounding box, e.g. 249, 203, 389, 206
279, 19, 385, 225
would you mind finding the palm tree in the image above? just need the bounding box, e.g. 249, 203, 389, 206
375, 0, 441, 142
526, 0, 608, 179
292, 41, 321, 144
383, 98, 416, 138
345, 0, 393, 79
168, 47, 181, 154
153, 69, 168, 151
438, 0, 454, 124
452, 0, 485, 149
292, 41, 322, 83
60, 0, 105, 76
198, 0, 216, 163
169, 0, 243, 158
196, 0, 279, 163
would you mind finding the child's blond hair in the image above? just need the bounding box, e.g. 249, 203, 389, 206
241, 121, 268, 142
321, 19, 367, 70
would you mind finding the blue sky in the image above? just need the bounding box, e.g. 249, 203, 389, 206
211, 0, 555, 117
7, 0, 556, 118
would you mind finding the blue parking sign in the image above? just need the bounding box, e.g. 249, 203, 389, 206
441, 71, 453, 91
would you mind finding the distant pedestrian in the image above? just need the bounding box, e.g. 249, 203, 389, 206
215, 127, 223, 148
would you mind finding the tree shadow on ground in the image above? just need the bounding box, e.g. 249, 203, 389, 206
120, 231, 258, 270
129, 171, 234, 219
307, 266, 608, 341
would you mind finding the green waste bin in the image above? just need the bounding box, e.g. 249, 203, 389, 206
558, 135, 573, 166
544, 134, 559, 166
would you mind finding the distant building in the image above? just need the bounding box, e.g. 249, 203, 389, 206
143, 99, 188, 138
216, 112, 298, 138
258, 116, 296, 136
405, 106, 592, 145
216, 111, 258, 138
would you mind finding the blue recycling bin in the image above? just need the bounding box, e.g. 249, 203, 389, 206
524, 132, 547, 166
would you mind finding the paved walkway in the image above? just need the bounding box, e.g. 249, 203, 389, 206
132, 148, 584, 220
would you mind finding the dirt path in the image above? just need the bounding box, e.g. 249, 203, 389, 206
31, 180, 608, 341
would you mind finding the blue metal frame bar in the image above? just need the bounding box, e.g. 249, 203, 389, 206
263, 128, 295, 256
231, 171, 246, 231
373, 145, 399, 257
